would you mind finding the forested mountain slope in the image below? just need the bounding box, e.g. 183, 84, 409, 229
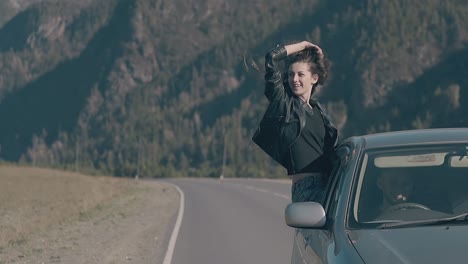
0, 0, 467, 177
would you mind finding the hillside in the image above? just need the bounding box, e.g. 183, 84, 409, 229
0, 0, 467, 177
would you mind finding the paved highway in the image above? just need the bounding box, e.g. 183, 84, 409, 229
164, 177, 294, 264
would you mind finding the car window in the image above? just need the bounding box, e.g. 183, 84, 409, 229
350, 144, 468, 227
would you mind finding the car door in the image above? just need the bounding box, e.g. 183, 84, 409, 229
291, 146, 351, 264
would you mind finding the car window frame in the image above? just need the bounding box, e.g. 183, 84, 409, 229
324, 145, 352, 218
347, 143, 468, 229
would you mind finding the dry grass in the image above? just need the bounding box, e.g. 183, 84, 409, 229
0, 165, 138, 248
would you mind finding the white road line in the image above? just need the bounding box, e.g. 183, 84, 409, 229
244, 185, 290, 200
272, 192, 290, 200
231, 180, 290, 200
162, 183, 185, 264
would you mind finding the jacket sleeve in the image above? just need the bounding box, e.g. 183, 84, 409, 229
264, 45, 287, 102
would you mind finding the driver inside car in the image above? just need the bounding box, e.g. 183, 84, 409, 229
375, 169, 423, 217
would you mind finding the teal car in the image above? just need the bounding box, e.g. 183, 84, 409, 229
285, 128, 468, 264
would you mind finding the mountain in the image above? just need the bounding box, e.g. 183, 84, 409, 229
0, 0, 41, 26
0, 0, 467, 177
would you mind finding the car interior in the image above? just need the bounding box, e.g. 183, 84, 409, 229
354, 157, 467, 223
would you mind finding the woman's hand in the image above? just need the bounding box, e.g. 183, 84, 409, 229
302, 41, 323, 56
285, 41, 323, 56
302, 41, 316, 49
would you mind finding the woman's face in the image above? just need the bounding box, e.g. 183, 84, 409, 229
288, 62, 318, 101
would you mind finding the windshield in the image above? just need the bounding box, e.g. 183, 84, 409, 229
351, 144, 468, 227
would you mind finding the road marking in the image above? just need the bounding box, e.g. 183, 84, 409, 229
225, 179, 291, 200
162, 183, 185, 264
272, 192, 290, 200
244, 185, 290, 200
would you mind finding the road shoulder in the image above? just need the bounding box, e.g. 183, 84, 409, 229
1, 179, 179, 264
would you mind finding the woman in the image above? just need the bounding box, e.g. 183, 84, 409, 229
252, 41, 338, 203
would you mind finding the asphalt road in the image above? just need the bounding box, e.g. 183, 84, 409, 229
164, 177, 294, 264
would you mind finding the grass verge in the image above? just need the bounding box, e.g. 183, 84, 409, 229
0, 165, 139, 248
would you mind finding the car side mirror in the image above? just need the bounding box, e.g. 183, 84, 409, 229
284, 202, 326, 228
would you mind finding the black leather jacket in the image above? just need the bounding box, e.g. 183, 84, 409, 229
252, 45, 339, 175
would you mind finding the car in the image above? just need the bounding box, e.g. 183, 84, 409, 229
284, 128, 468, 264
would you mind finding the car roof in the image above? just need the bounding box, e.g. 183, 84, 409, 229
347, 128, 468, 150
